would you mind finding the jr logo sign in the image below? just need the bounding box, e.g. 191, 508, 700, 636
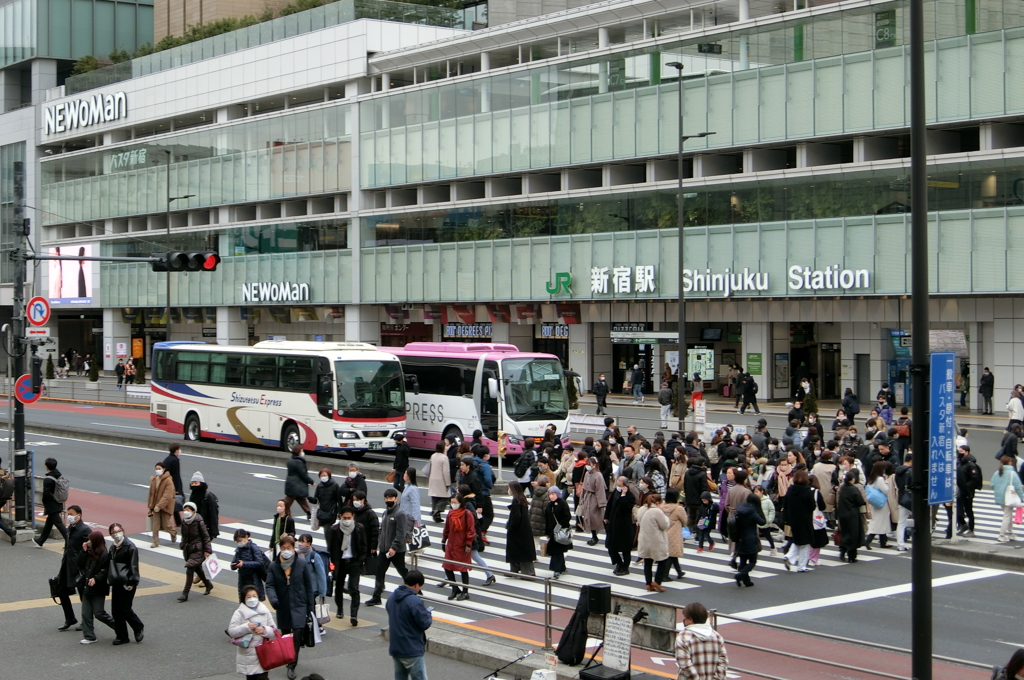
546, 272, 572, 295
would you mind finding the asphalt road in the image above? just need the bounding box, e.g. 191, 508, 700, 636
16, 423, 1024, 672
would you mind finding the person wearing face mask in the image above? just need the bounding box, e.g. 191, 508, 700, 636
604, 476, 637, 576
578, 457, 607, 546
364, 488, 410, 607
228, 584, 277, 680
339, 463, 368, 507
270, 499, 297, 560
188, 471, 220, 542
312, 467, 341, 552
505, 481, 537, 577
107, 522, 144, 645
77, 530, 116, 644
284, 443, 315, 521
329, 507, 368, 626
266, 535, 315, 680
441, 494, 475, 600
177, 501, 214, 602
806, 413, 823, 441
399, 468, 422, 529
147, 461, 177, 548
55, 505, 91, 632
349, 491, 380, 575
594, 374, 610, 415
231, 529, 268, 602
296, 534, 329, 610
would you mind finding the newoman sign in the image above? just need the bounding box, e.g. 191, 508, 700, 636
44, 92, 127, 135
241, 282, 310, 303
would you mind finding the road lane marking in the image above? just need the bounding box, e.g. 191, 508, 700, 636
723, 568, 1008, 621
91, 422, 158, 432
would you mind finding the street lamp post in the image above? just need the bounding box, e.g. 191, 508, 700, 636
163, 149, 195, 341
666, 62, 714, 432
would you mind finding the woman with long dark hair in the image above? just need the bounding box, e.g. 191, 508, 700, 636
78, 531, 116, 643
992, 648, 1024, 680
865, 461, 892, 549
505, 481, 537, 577
107, 523, 144, 644
837, 471, 867, 562
782, 469, 821, 572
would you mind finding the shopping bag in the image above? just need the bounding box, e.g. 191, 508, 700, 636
1005, 484, 1024, 509
1016, 507, 1024, 525
310, 514, 320, 532
202, 553, 222, 581
682, 526, 692, 540
255, 632, 296, 670
315, 597, 331, 625
410, 525, 431, 552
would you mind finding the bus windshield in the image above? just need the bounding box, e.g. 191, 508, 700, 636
335, 360, 406, 419
501, 357, 568, 422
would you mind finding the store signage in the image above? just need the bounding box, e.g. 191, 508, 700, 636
928, 352, 956, 505
788, 265, 871, 291
44, 91, 127, 135
202, 328, 217, 338
241, 282, 310, 303
590, 266, 656, 295
541, 323, 569, 339
546, 272, 572, 295
610, 331, 677, 345
442, 323, 492, 339
105, 148, 148, 172
612, 323, 652, 333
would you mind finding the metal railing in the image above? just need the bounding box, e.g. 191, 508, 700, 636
709, 610, 994, 679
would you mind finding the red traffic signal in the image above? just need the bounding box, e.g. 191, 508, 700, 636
151, 251, 221, 272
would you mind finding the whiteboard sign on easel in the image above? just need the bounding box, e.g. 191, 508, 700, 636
602, 614, 634, 673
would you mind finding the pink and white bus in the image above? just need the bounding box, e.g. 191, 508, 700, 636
390, 342, 571, 454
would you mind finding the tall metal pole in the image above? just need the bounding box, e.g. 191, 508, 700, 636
11, 161, 26, 528
674, 65, 685, 433
908, 0, 932, 673
164, 150, 172, 341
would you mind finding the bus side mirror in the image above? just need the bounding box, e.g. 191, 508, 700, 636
405, 373, 420, 395
488, 377, 500, 401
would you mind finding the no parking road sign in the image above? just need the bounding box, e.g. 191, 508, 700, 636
14, 374, 40, 404
27, 297, 50, 327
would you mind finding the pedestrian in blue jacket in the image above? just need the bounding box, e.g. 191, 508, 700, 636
386, 570, 433, 680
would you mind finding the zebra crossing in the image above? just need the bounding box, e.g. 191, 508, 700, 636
128, 489, 1015, 622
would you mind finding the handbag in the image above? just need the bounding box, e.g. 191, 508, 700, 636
385, 470, 396, 484
410, 525, 431, 552
314, 596, 331, 625
255, 632, 296, 671
706, 479, 719, 494
174, 493, 184, 513
832, 529, 841, 546
696, 516, 710, 530
682, 526, 692, 539
1004, 484, 1024, 509
301, 613, 321, 647
865, 484, 887, 509
422, 460, 432, 477
202, 553, 222, 581
813, 509, 827, 530
553, 522, 572, 546
48, 576, 61, 602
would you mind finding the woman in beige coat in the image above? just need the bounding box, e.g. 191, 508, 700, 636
635, 494, 670, 592
147, 460, 176, 547
578, 458, 607, 546
662, 488, 688, 581
427, 441, 452, 523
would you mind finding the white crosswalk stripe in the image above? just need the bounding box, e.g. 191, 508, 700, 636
130, 493, 923, 622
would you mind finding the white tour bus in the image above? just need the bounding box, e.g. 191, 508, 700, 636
389, 342, 571, 455
150, 340, 406, 458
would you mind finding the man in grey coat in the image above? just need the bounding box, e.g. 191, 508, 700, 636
365, 488, 410, 606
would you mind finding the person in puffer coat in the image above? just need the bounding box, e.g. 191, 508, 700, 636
177, 501, 213, 602
529, 478, 551, 546
231, 528, 268, 602
227, 584, 278, 679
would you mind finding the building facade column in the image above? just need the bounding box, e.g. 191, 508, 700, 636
741, 321, 771, 398
216, 306, 248, 346
344, 305, 379, 343
102, 309, 132, 372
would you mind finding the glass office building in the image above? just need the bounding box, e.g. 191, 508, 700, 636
24, 0, 1024, 404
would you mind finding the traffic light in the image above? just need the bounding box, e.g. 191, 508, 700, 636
151, 251, 221, 272
30, 352, 43, 395
497, 430, 507, 457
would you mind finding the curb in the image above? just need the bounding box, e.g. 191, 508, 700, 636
424, 621, 576, 680
932, 543, 1024, 572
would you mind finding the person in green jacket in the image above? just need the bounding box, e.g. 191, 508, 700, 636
752, 486, 777, 557
990, 455, 1024, 543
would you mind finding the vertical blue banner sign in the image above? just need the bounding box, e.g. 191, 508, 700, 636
928, 351, 956, 505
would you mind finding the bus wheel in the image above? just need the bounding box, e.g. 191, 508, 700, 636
346, 450, 366, 461
184, 414, 202, 442
442, 426, 463, 447
281, 423, 301, 452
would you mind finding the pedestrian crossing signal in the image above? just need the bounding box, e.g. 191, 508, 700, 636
151, 251, 221, 272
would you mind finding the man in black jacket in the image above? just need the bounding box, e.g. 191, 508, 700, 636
329, 506, 368, 626
365, 488, 410, 606
163, 444, 184, 526
956, 445, 982, 537
683, 460, 709, 530
391, 433, 410, 492
604, 477, 636, 576
594, 374, 610, 415
56, 504, 91, 630
34, 457, 68, 547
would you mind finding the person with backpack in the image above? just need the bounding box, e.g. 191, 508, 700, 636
956, 444, 982, 537
739, 374, 760, 415
230, 528, 269, 602
35, 457, 70, 547
842, 388, 861, 424
514, 438, 537, 484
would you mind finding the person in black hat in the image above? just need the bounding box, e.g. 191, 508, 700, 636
391, 433, 410, 492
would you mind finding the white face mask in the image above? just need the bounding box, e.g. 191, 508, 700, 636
245, 597, 259, 608
154, 469, 163, 475
68, 515, 79, 525
112, 532, 124, 545
348, 470, 358, 478
639, 483, 649, 492
585, 465, 593, 471
183, 510, 194, 519
320, 476, 329, 484
236, 540, 247, 547
768, 445, 777, 451
451, 502, 460, 510
340, 519, 355, 529
280, 550, 295, 560
353, 501, 364, 509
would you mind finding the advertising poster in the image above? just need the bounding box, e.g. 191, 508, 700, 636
48, 244, 94, 305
